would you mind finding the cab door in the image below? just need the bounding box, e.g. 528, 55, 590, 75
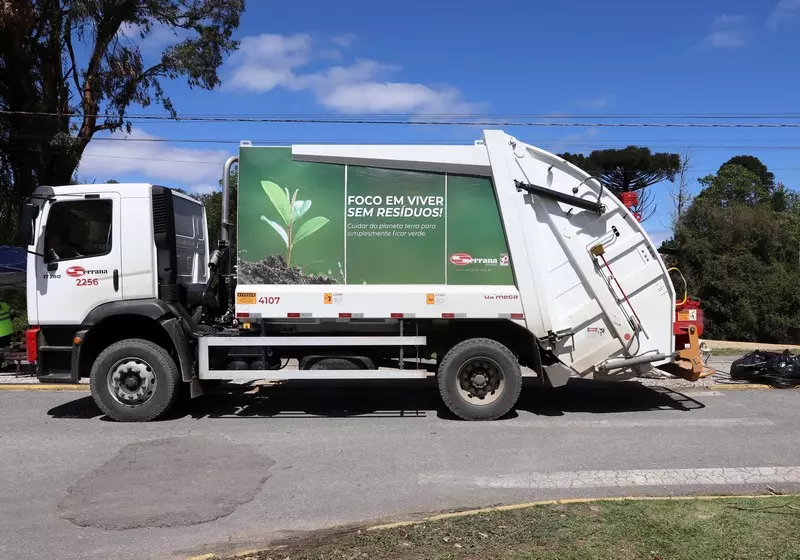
35, 194, 123, 325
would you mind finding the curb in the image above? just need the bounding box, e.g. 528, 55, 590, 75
365, 493, 793, 531
0, 383, 87, 391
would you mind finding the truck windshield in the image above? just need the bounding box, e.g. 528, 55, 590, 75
43, 200, 112, 262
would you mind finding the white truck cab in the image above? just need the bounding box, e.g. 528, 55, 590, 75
22, 184, 208, 386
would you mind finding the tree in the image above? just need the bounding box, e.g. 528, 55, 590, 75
668, 150, 692, 231
0, 148, 13, 244
694, 164, 770, 207
559, 146, 681, 222
674, 163, 800, 343
719, 155, 775, 189
197, 166, 237, 255
0, 0, 244, 240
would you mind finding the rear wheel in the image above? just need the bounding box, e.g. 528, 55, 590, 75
90, 339, 181, 422
437, 338, 522, 421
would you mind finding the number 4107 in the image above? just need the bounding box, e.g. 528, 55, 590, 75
258, 296, 280, 304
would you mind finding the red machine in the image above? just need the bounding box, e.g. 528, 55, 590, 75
620, 191, 642, 222
675, 297, 704, 337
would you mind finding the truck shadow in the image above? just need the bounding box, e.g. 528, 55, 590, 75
47, 379, 705, 421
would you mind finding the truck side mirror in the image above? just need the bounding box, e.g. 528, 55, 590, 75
17, 204, 39, 247
44, 248, 58, 268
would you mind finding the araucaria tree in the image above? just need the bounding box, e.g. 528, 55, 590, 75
0, 0, 245, 240
559, 146, 681, 222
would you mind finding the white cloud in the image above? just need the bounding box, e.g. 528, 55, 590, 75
291, 59, 399, 91
78, 128, 229, 186
320, 82, 475, 114
231, 33, 312, 71
767, 0, 800, 29
226, 33, 478, 114
704, 14, 750, 47
118, 22, 183, 53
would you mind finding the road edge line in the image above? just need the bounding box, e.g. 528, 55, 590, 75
708, 383, 783, 391
186, 550, 261, 560
0, 383, 87, 391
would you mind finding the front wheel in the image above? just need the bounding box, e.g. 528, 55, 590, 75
90, 339, 181, 422
437, 338, 522, 421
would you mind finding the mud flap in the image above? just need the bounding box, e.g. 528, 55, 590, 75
189, 378, 204, 399
543, 362, 573, 387
656, 325, 703, 382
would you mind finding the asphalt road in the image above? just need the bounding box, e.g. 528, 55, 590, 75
1, 378, 799, 560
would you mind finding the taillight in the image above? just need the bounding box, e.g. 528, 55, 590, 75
26, 327, 40, 363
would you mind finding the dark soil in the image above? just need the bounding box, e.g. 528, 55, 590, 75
237, 254, 338, 285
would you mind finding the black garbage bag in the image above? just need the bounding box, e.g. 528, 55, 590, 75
730, 350, 800, 388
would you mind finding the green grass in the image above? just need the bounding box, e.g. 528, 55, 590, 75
708, 348, 750, 356
245, 496, 800, 560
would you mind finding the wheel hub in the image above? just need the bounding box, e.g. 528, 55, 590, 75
108, 358, 156, 407
471, 373, 488, 388
123, 372, 141, 390
456, 357, 505, 405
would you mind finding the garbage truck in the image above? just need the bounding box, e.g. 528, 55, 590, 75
18, 130, 703, 422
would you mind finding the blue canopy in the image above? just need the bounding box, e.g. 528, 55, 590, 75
0, 245, 26, 287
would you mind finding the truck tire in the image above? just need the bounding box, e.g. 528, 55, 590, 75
89, 339, 181, 422
437, 338, 522, 421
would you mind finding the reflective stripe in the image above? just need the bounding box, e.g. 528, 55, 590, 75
0, 313, 10, 321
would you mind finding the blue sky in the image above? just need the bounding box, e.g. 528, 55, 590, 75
78, 0, 800, 245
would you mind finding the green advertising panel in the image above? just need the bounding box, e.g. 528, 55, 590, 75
346, 166, 446, 284
238, 147, 345, 284
446, 175, 514, 285
237, 147, 514, 286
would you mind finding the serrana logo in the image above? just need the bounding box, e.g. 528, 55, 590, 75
449, 253, 499, 266
66, 266, 108, 277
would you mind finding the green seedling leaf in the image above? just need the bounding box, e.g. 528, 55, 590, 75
260, 216, 289, 247
293, 216, 329, 245
292, 200, 312, 220
261, 181, 292, 225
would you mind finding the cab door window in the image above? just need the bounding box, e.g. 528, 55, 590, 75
44, 200, 113, 262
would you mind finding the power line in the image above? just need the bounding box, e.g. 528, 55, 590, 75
8, 133, 800, 151
3, 109, 800, 127
8, 137, 800, 154
74, 151, 800, 172
3, 109, 800, 119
